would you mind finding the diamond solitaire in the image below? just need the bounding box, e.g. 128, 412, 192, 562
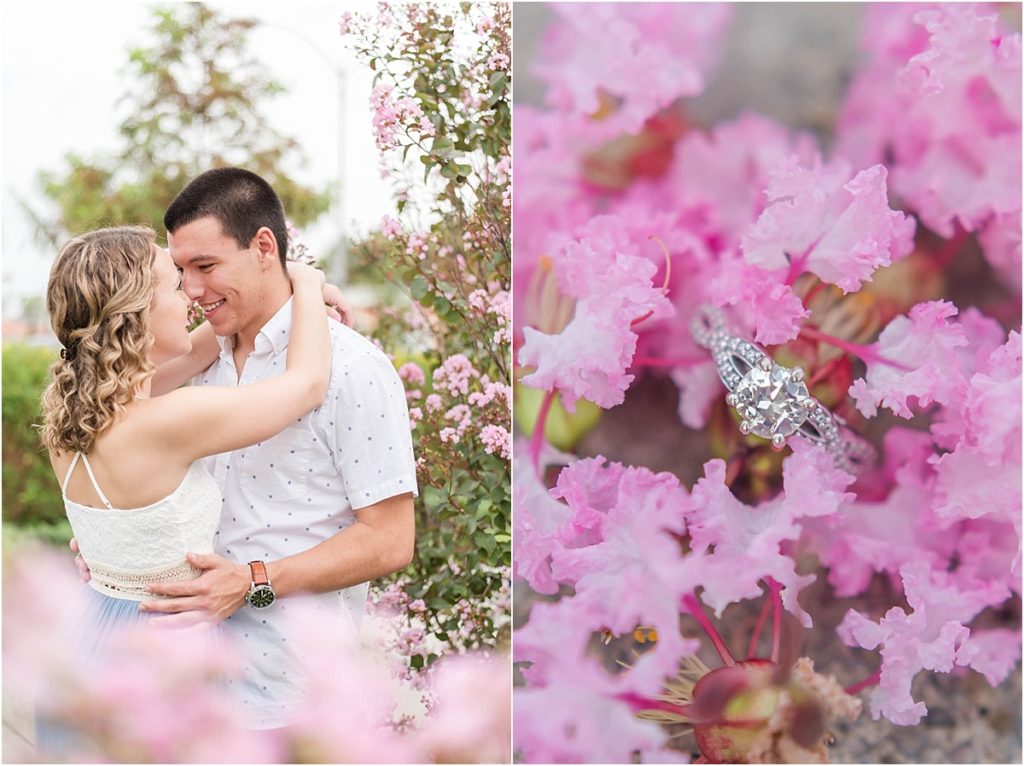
727, 358, 815, 449
690, 304, 877, 473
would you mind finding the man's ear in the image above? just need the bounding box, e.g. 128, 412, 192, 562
252, 227, 281, 270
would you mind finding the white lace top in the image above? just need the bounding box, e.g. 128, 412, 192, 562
63, 455, 222, 601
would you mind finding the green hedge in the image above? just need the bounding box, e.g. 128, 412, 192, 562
2, 343, 64, 528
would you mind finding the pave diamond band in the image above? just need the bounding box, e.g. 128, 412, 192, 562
691, 305, 876, 474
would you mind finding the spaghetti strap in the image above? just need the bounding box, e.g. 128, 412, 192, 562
66, 453, 114, 510
61, 453, 82, 496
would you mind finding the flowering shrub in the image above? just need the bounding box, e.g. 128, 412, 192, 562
514, 3, 1020, 763
340, 2, 511, 685
3, 545, 510, 763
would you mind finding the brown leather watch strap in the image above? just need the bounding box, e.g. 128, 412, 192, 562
248, 560, 270, 586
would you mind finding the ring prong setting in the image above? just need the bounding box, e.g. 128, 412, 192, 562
771, 433, 786, 451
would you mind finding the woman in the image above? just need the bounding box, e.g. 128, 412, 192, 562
39, 224, 330, 639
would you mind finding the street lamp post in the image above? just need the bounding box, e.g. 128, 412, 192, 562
258, 19, 349, 284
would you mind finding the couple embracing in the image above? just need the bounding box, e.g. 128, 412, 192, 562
38, 168, 417, 737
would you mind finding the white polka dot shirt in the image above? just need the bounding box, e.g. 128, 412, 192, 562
192, 299, 418, 728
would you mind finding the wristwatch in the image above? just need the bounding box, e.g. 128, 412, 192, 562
245, 560, 276, 609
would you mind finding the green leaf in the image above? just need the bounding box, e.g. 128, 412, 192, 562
410, 276, 429, 301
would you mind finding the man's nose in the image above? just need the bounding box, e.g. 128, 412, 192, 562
181, 272, 204, 301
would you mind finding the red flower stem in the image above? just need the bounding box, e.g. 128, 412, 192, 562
767, 576, 783, 664
683, 593, 736, 666
798, 325, 913, 371
801, 277, 827, 310
633, 355, 706, 369
784, 240, 819, 286
529, 389, 556, 474
747, 591, 772, 659
615, 692, 691, 718
845, 669, 882, 695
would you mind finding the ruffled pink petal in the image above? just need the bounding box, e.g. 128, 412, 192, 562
840, 561, 1012, 725
534, 4, 732, 138
685, 443, 853, 626
519, 236, 674, 412
741, 156, 915, 293
956, 628, 1023, 686
511, 442, 574, 595
849, 300, 969, 418
706, 254, 809, 344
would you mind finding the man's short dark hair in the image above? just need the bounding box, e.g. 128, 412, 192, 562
164, 168, 288, 266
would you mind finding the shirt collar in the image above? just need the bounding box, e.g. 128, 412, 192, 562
213, 298, 293, 358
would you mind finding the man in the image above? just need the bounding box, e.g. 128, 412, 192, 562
143, 168, 416, 728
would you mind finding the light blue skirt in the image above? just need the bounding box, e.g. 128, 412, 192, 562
36, 584, 224, 757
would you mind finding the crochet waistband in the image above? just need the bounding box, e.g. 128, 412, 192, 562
87, 559, 202, 601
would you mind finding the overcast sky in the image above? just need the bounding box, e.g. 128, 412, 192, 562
1, 1, 393, 319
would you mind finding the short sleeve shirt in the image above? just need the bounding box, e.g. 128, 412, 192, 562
193, 300, 418, 728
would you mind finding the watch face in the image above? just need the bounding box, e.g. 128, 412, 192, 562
248, 585, 276, 609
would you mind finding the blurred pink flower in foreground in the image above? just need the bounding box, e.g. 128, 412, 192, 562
4, 546, 509, 764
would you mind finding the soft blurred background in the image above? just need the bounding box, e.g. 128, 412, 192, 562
513, 3, 1021, 764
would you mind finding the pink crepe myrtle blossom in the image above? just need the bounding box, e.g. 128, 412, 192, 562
665, 112, 819, 248
838, 561, 1016, 725
479, 424, 511, 460
445, 403, 473, 437
849, 300, 970, 418
487, 53, 509, 71
894, 6, 1021, 233
706, 251, 810, 345
408, 406, 423, 429
547, 457, 702, 693
412, 653, 511, 764
685, 441, 855, 627
514, 597, 670, 762
433, 353, 478, 396
468, 379, 511, 409
534, 3, 732, 139
338, 11, 353, 36
380, 215, 403, 239
804, 428, 954, 598
518, 233, 674, 412
837, 3, 1022, 285
370, 83, 434, 152
930, 331, 1023, 544
398, 361, 426, 386
512, 440, 574, 595
741, 155, 916, 295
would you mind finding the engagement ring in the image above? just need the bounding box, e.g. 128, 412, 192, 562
690, 305, 876, 474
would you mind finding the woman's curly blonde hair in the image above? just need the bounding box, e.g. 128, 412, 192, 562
39, 226, 158, 455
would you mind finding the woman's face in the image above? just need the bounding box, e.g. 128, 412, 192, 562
148, 246, 193, 365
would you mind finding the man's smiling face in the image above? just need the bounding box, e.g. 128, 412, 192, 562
168, 215, 267, 339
